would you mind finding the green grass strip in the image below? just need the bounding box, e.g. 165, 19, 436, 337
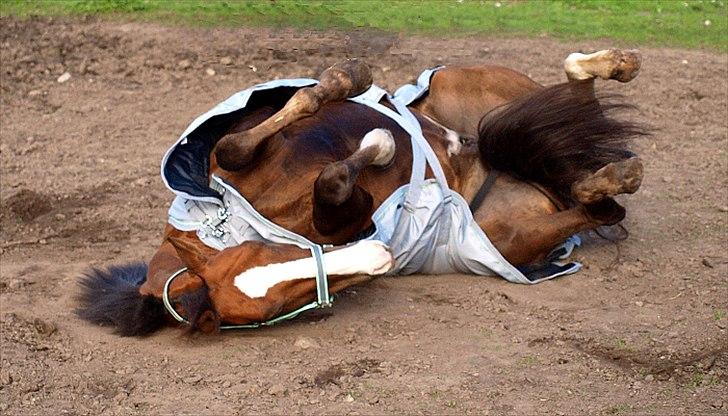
2, 0, 726, 52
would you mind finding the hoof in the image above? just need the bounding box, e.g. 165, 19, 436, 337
314, 162, 354, 206
572, 157, 643, 205
320, 58, 373, 99
564, 49, 642, 83
359, 128, 395, 166
214, 134, 259, 171
606, 49, 642, 83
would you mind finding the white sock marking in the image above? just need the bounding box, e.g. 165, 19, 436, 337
564, 52, 593, 80
564, 50, 618, 81
233, 240, 394, 298
444, 127, 462, 156
359, 128, 395, 166
421, 114, 462, 156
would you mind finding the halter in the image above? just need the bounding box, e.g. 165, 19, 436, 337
161, 245, 332, 329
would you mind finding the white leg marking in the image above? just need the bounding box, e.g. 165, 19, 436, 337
564, 49, 637, 81
564, 52, 597, 81
421, 114, 461, 156
359, 128, 395, 166
233, 240, 394, 298
444, 127, 462, 156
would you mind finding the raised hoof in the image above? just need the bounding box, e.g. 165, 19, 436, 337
564, 49, 642, 83
360, 128, 396, 166
214, 134, 259, 171
320, 58, 373, 99
606, 49, 642, 83
314, 162, 354, 206
572, 157, 643, 205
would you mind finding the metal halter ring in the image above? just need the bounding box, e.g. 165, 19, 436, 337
161, 267, 191, 324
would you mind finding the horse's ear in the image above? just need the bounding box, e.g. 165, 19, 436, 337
167, 235, 210, 275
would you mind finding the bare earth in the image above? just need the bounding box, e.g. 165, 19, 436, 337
1, 17, 726, 415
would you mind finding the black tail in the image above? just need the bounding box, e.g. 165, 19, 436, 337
75, 263, 167, 336
478, 81, 648, 201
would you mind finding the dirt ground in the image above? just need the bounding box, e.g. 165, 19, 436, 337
0, 16, 726, 415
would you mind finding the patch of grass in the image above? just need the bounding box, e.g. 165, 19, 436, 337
427, 390, 458, 409
714, 309, 726, 320
614, 338, 634, 352
516, 355, 540, 367
690, 371, 705, 387
689, 371, 721, 388
1, 0, 726, 51
427, 389, 443, 399
607, 403, 633, 415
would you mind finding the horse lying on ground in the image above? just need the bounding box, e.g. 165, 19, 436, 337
77, 49, 647, 336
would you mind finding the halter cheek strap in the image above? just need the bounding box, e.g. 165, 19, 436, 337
161, 244, 332, 330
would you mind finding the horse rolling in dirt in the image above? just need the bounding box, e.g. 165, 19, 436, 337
77, 49, 646, 335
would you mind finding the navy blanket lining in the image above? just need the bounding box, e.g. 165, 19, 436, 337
163, 86, 301, 199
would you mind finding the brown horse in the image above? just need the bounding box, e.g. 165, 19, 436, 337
77, 49, 646, 335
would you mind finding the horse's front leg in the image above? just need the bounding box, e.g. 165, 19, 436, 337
571, 157, 643, 205
312, 128, 395, 240
215, 59, 372, 171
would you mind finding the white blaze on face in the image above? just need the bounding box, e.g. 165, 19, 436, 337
233, 240, 394, 299
359, 128, 395, 166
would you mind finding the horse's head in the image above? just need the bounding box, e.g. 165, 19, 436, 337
166, 236, 394, 333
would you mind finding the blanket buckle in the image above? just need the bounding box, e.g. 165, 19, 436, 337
202, 206, 230, 239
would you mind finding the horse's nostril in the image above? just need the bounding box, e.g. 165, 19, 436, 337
196, 310, 220, 334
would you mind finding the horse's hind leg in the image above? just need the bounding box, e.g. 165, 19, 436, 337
564, 49, 642, 83
316, 128, 395, 205
571, 157, 644, 205
492, 206, 603, 266
215, 59, 373, 171
313, 128, 395, 238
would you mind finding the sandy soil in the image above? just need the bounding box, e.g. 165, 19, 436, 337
1, 16, 726, 415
